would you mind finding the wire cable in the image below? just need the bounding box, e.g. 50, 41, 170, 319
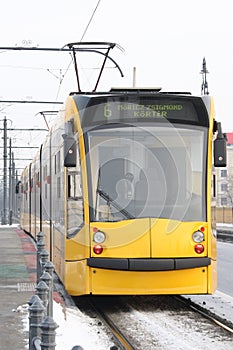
80, 0, 102, 42
54, 0, 102, 99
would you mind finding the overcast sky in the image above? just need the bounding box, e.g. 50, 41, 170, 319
0, 0, 232, 169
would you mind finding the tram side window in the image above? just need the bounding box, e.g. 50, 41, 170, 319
44, 165, 47, 199
30, 178, 33, 190
67, 167, 84, 236
57, 176, 61, 198
25, 182, 28, 201
54, 154, 57, 175
55, 151, 61, 175
68, 172, 82, 199
37, 172, 40, 187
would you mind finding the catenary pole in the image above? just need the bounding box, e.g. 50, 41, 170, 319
8, 138, 12, 224
2, 117, 7, 224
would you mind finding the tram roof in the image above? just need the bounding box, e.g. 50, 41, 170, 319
69, 88, 194, 96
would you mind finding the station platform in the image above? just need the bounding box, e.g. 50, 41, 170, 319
0, 225, 63, 350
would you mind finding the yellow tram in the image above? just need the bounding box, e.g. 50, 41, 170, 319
20, 87, 226, 295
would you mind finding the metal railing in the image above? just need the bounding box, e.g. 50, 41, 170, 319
28, 231, 84, 350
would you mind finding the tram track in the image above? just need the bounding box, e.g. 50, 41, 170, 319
89, 298, 135, 350
74, 295, 233, 350
74, 296, 136, 349
175, 295, 233, 335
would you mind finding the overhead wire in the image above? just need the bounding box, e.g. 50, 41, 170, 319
0, 2, 105, 174
80, 0, 102, 42
54, 0, 102, 100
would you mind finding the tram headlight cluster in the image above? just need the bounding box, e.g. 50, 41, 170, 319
192, 228, 205, 254
93, 228, 106, 254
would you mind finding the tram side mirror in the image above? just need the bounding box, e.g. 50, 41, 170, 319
62, 134, 77, 167
214, 122, 227, 167
15, 180, 21, 194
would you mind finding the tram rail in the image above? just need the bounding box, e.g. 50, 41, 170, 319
74, 295, 233, 350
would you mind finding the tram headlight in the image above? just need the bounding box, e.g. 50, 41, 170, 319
93, 230, 106, 244
192, 230, 205, 243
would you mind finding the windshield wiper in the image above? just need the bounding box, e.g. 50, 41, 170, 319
97, 188, 134, 220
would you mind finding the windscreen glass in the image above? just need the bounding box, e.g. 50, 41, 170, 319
87, 123, 207, 222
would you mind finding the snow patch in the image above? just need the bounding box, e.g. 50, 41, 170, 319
21, 300, 114, 350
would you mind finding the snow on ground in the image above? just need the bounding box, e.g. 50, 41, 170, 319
21, 300, 115, 350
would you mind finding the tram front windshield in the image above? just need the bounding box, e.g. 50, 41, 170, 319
87, 124, 207, 222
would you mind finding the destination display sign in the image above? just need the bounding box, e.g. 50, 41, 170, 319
103, 102, 184, 119
80, 96, 209, 127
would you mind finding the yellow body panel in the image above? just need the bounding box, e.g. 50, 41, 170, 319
208, 259, 217, 293
89, 266, 209, 295
150, 219, 208, 257
63, 217, 217, 295
64, 255, 216, 296
90, 219, 150, 257
65, 260, 90, 296
53, 226, 65, 282
65, 224, 90, 260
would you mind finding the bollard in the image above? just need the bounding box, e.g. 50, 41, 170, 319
44, 261, 54, 278
45, 261, 54, 318
40, 249, 49, 272
36, 280, 49, 312
28, 295, 45, 350
40, 316, 58, 350
28, 293, 39, 307
37, 232, 45, 284
40, 271, 53, 317
37, 231, 44, 242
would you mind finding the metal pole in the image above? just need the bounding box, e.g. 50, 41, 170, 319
37, 231, 45, 284
2, 117, 7, 225
8, 138, 12, 225
72, 47, 81, 92
11, 153, 15, 220
133, 67, 136, 88
15, 170, 20, 218
93, 46, 111, 92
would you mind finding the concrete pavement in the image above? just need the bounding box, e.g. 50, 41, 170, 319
0, 225, 37, 349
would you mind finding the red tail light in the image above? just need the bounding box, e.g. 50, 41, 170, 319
194, 244, 204, 254
93, 244, 103, 254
